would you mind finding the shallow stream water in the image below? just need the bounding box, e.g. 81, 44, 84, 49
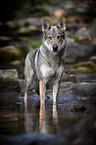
0, 91, 96, 135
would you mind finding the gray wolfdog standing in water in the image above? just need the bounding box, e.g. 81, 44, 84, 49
24, 18, 66, 104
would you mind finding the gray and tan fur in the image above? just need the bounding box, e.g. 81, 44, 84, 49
24, 18, 66, 104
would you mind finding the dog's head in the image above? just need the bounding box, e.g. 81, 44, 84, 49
42, 18, 66, 54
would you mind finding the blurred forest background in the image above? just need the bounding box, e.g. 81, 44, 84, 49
0, 0, 96, 22
0, 0, 96, 79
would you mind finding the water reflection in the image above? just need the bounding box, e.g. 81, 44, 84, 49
24, 100, 32, 133
0, 92, 96, 135
24, 98, 39, 133
24, 98, 59, 134
39, 103, 59, 134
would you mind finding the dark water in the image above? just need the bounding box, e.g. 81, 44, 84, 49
0, 91, 96, 135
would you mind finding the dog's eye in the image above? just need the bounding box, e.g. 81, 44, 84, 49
48, 37, 52, 40
57, 36, 61, 39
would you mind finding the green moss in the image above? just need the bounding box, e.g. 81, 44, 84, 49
69, 61, 96, 74
75, 35, 79, 42
18, 36, 29, 41
90, 56, 96, 64
66, 37, 75, 44
74, 61, 96, 69
27, 39, 42, 52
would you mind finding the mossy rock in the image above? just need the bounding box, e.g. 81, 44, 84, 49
17, 36, 29, 41
75, 27, 91, 43
0, 69, 18, 80
69, 61, 96, 74
69, 67, 92, 74
90, 56, 96, 64
27, 39, 42, 52
18, 26, 38, 34
0, 45, 23, 64
66, 37, 75, 44
74, 61, 96, 69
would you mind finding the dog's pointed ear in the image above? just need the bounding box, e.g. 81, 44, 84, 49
42, 19, 50, 33
57, 18, 66, 31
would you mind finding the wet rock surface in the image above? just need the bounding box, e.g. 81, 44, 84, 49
72, 82, 96, 97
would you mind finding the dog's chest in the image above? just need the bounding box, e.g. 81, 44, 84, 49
38, 49, 64, 80
40, 63, 55, 79
40, 62, 64, 80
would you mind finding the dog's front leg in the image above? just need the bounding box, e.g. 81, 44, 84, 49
39, 80, 46, 105
53, 80, 60, 104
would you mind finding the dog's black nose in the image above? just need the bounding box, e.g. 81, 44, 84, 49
53, 45, 58, 52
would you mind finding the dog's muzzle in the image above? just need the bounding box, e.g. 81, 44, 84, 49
53, 44, 58, 52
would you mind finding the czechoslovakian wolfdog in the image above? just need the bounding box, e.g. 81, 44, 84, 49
24, 18, 66, 104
